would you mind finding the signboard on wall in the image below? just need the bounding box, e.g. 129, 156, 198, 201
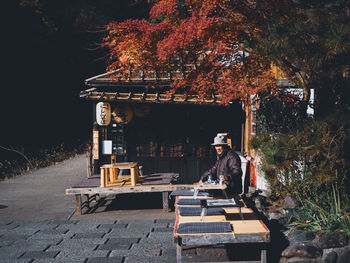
102, 140, 112, 155
93, 130, 99, 160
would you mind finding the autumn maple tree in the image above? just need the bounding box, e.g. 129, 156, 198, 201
102, 0, 284, 104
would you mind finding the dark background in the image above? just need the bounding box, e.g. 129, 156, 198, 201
2, 0, 150, 151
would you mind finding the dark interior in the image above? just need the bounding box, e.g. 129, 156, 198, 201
97, 102, 244, 183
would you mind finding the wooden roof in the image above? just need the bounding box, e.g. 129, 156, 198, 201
80, 87, 225, 105
81, 70, 230, 106
85, 69, 178, 87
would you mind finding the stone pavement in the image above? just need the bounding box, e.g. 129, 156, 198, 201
0, 219, 178, 263
0, 154, 249, 262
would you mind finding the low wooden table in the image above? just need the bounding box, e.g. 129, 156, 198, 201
173, 196, 270, 263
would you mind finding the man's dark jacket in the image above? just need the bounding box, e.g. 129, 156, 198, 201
201, 149, 243, 194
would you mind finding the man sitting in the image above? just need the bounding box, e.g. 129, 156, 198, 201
199, 134, 242, 194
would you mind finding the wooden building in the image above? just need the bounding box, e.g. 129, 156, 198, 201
81, 70, 246, 184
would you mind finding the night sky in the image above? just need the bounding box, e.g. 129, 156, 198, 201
2, 0, 150, 150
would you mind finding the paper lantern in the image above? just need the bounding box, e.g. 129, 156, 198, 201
96, 102, 111, 126
112, 105, 133, 124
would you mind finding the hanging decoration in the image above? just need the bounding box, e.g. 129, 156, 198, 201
112, 105, 133, 124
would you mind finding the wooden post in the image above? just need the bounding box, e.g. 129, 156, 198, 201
100, 167, 105, 187
86, 151, 91, 178
112, 166, 118, 181
75, 194, 82, 215
84, 194, 90, 209
111, 154, 116, 164
162, 191, 169, 212
130, 164, 139, 186
177, 243, 182, 263
261, 248, 267, 263
244, 101, 251, 155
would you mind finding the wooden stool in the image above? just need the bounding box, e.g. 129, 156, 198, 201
100, 162, 139, 187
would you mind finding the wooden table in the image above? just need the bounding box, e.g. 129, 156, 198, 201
173, 196, 270, 263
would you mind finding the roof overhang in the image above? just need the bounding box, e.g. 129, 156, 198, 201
81, 70, 232, 106
80, 87, 227, 105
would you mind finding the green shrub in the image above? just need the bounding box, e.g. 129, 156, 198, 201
251, 93, 350, 233
291, 186, 350, 235
251, 112, 350, 200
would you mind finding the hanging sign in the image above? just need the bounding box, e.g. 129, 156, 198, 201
93, 130, 99, 160
96, 102, 111, 126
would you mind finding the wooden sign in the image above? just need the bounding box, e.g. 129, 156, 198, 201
93, 130, 99, 160
96, 102, 111, 126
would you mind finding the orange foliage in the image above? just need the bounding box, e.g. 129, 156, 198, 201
103, 0, 281, 103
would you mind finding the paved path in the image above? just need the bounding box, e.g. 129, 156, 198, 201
0, 154, 87, 221
0, 155, 238, 262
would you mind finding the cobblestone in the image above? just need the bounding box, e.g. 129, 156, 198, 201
19, 251, 59, 259
32, 259, 85, 263
55, 249, 109, 260
0, 220, 179, 261
0, 259, 32, 263
86, 257, 124, 263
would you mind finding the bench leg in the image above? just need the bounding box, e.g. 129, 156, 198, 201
85, 195, 90, 209
75, 194, 82, 215
261, 248, 267, 263
162, 191, 169, 212
177, 243, 182, 263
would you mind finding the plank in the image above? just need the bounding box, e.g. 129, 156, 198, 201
66, 184, 194, 195
193, 183, 227, 190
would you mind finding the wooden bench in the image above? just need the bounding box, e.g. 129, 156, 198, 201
66, 183, 193, 215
